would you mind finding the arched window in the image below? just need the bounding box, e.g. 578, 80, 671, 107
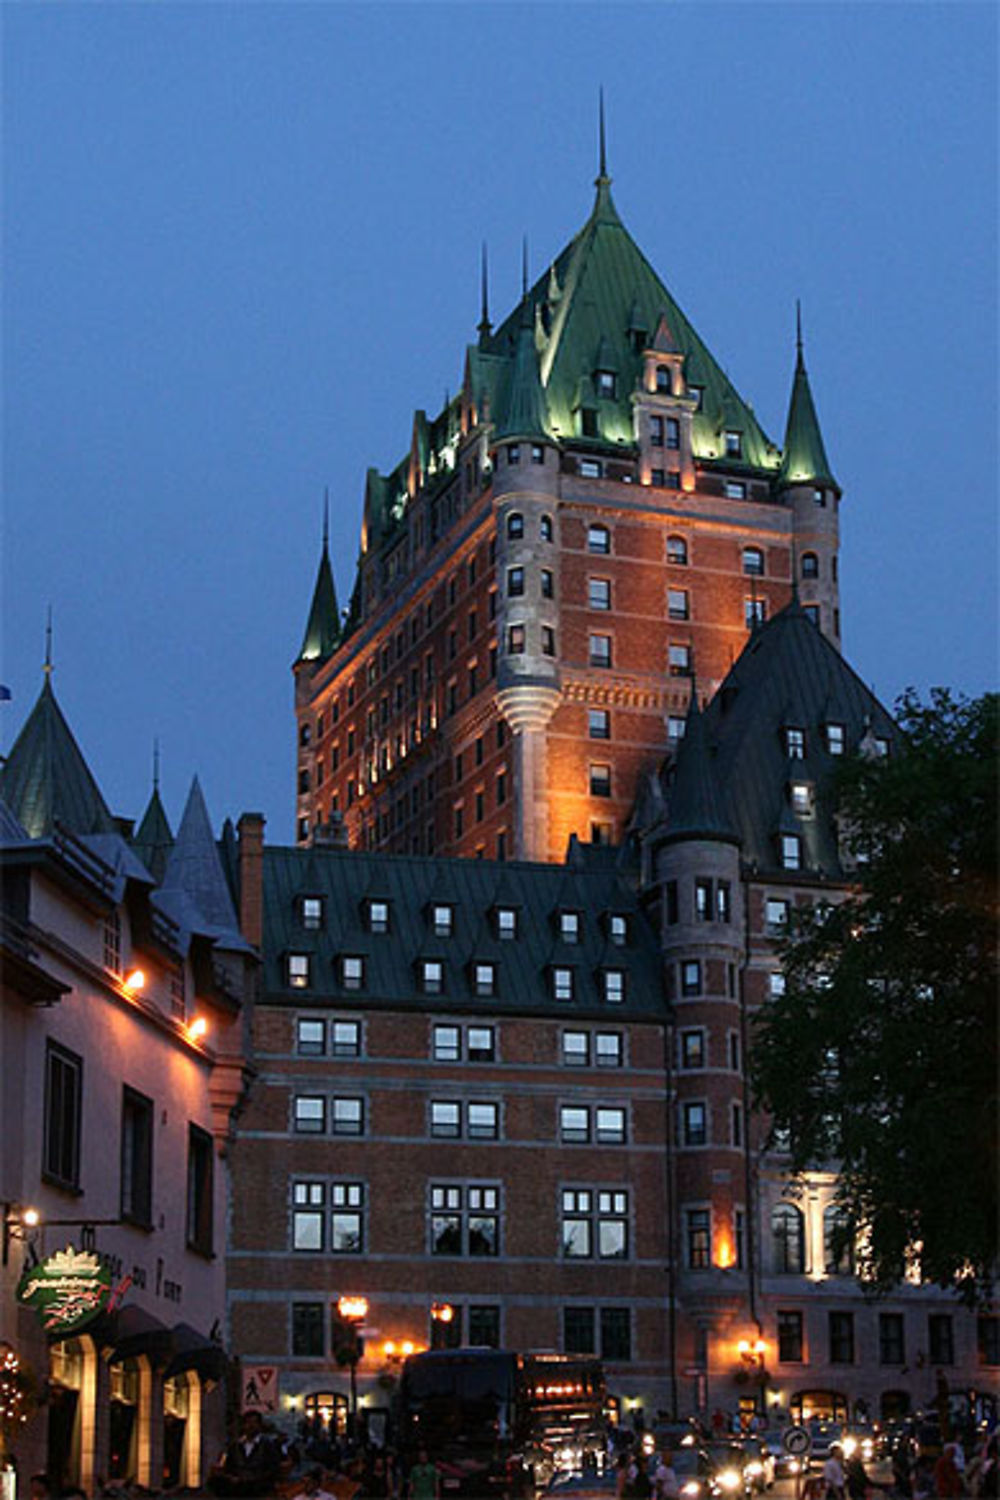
540, 514, 554, 542
824, 1205, 854, 1274
802, 552, 820, 579
772, 1203, 805, 1274
667, 535, 688, 566
742, 547, 765, 577
507, 512, 524, 540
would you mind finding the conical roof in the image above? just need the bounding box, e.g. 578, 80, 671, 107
132, 786, 174, 884
0, 675, 116, 839
778, 334, 839, 492
160, 776, 241, 935
298, 545, 340, 664
663, 693, 739, 845
494, 298, 552, 443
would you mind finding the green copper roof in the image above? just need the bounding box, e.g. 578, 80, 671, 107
0, 676, 116, 839
487, 177, 780, 469
493, 298, 552, 443
778, 335, 839, 492
299, 544, 340, 664
132, 785, 174, 883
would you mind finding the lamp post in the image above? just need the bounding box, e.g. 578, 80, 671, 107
737, 1339, 769, 1421
336, 1296, 368, 1437
430, 1302, 455, 1349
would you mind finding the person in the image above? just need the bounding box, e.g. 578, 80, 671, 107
208, 1410, 282, 1497
846, 1448, 883, 1500
292, 1469, 337, 1500
653, 1450, 680, 1500
824, 1444, 847, 1500
978, 1437, 999, 1499
362, 1454, 390, 1499
407, 1450, 439, 1500
934, 1446, 964, 1499
892, 1446, 914, 1498
627, 1454, 653, 1500
616, 1454, 632, 1500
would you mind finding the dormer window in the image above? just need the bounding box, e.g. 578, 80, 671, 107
785, 727, 806, 759
608, 913, 628, 946
300, 896, 324, 931
432, 904, 454, 937
655, 365, 672, 393
367, 900, 390, 934
596, 370, 617, 399
287, 954, 311, 990
495, 907, 517, 941
552, 966, 575, 1002
420, 959, 444, 995
473, 962, 496, 998
559, 911, 581, 944
790, 781, 813, 815
781, 834, 802, 871
602, 968, 625, 1004
341, 955, 365, 991
725, 430, 743, 458
826, 724, 845, 756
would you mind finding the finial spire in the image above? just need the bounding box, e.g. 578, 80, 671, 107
521, 236, 529, 299
478, 242, 492, 341
153, 737, 160, 793
323, 487, 330, 551
796, 299, 803, 361
43, 606, 53, 677
598, 87, 608, 181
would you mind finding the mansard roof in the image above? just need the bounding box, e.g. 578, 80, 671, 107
681, 601, 896, 878
0, 675, 116, 839
259, 845, 664, 1017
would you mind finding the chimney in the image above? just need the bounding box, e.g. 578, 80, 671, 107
237, 812, 266, 946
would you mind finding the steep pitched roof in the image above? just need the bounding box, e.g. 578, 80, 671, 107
132, 785, 174, 884
159, 776, 247, 947
298, 544, 340, 664
493, 299, 552, 443
689, 602, 895, 877
0, 676, 116, 839
778, 329, 839, 492
662, 692, 739, 845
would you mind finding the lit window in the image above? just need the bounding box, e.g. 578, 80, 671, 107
589, 577, 611, 611
495, 907, 517, 940
507, 624, 526, 655
596, 370, 616, 398
368, 900, 390, 934
300, 896, 323, 931
552, 967, 574, 1002
294, 1096, 325, 1134
297, 1018, 326, 1056
683, 1102, 707, 1146
473, 962, 496, 998
668, 589, 689, 621
588, 708, 610, 740
667, 535, 688, 565
680, 1030, 705, 1069
421, 960, 445, 995
341, 955, 365, 991
669, 643, 691, 675
602, 969, 625, 1004
725, 481, 747, 500
687, 1208, 710, 1268
590, 763, 612, 798
587, 524, 611, 554
559, 911, 581, 943
790, 781, 813, 814
589, 634, 612, 668
432, 904, 454, 937
287, 953, 311, 989
331, 1097, 364, 1136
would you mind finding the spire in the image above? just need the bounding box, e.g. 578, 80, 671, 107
495, 273, 552, 444
477, 243, 492, 346
778, 306, 840, 493
160, 775, 240, 934
521, 236, 529, 300
43, 606, 53, 678
663, 691, 739, 845
133, 763, 174, 885
0, 673, 116, 839
597, 87, 609, 186
298, 498, 341, 665
590, 88, 619, 226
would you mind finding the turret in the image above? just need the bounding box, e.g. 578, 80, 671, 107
778, 309, 842, 647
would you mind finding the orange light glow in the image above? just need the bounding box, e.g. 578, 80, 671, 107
431, 1302, 454, 1323
123, 969, 146, 993
400, 1340, 415, 1356
337, 1296, 369, 1322
715, 1237, 735, 1269
382, 1341, 396, 1357
186, 1016, 209, 1042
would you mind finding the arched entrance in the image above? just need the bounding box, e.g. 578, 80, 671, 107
47, 1336, 99, 1494
163, 1370, 202, 1489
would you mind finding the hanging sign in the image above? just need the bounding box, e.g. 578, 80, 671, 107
17, 1245, 114, 1334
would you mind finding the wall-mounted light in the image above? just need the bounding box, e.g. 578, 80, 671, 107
123, 969, 146, 993
186, 1016, 209, 1043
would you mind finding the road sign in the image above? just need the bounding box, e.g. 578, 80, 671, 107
783, 1426, 812, 1456
241, 1365, 279, 1413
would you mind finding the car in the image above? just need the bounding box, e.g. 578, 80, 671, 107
736, 1438, 775, 1491
841, 1428, 876, 1464
806, 1422, 845, 1467
760, 1431, 806, 1482
700, 1442, 754, 1497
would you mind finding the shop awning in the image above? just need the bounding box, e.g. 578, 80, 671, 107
103, 1305, 174, 1364
164, 1321, 228, 1382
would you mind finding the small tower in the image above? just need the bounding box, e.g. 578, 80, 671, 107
294, 500, 341, 841
492, 282, 562, 862
778, 308, 842, 646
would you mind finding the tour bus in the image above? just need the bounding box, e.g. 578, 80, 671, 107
396, 1348, 608, 1494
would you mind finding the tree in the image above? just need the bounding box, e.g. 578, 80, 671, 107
750, 689, 998, 1303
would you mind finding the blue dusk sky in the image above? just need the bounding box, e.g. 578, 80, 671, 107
2, 2, 997, 844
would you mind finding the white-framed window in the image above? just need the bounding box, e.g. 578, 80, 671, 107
602, 968, 625, 1004
331, 1097, 364, 1135
562, 1188, 629, 1260
420, 959, 445, 995
668, 589, 689, 621
341, 955, 365, 991
294, 1095, 325, 1134
292, 1181, 325, 1251
559, 910, 581, 943
781, 834, 802, 870
826, 723, 845, 756
683, 1101, 707, 1146
432, 903, 454, 937
473, 962, 496, 997
769, 971, 786, 998
589, 577, 611, 611
785, 727, 806, 759
288, 953, 311, 989
552, 966, 575, 1001
430, 1183, 500, 1257
296, 1017, 326, 1056
587, 523, 611, 554
589, 633, 612, 668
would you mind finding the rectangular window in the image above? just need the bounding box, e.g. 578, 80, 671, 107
120, 1086, 153, 1227
541, 568, 554, 599
668, 589, 689, 621
432, 904, 454, 937
600, 1308, 631, 1361
683, 1102, 707, 1146
602, 969, 625, 1004
560, 1106, 590, 1143
978, 1317, 1000, 1366
879, 1313, 905, 1365
495, 906, 517, 940
717, 882, 731, 922
680, 1030, 705, 1068
589, 577, 611, 611
301, 896, 323, 931
588, 708, 610, 740
341, 955, 365, 990
468, 1305, 501, 1347
297, 1018, 326, 1055
745, 599, 767, 628
467, 1102, 499, 1140
467, 1025, 495, 1062
563, 1032, 590, 1067
332, 1020, 361, 1058
292, 1181, 324, 1250
541, 625, 556, 656
778, 1310, 804, 1363
579, 459, 602, 478
431, 1101, 461, 1138
650, 415, 664, 447
595, 1031, 623, 1068
781, 834, 802, 870
103, 912, 122, 975
433, 1024, 461, 1062
786, 727, 806, 758
292, 1302, 324, 1357
430, 1183, 499, 1257
596, 1107, 626, 1143
507, 624, 525, 655
590, 763, 612, 798
669, 643, 691, 675
44, 1042, 82, 1189
287, 953, 311, 989
553, 966, 574, 1001
560, 910, 581, 943
294, 1095, 326, 1134
564, 1307, 595, 1355
681, 960, 702, 996
668, 715, 686, 741
587, 524, 610, 554
666, 417, 680, 450
421, 959, 444, 995
929, 1314, 954, 1365
766, 898, 790, 936
331, 1097, 364, 1135
695, 878, 712, 921
186, 1124, 214, 1255
589, 634, 612, 668
725, 481, 747, 500
507, 566, 525, 597
829, 1311, 855, 1364
687, 1209, 710, 1269
331, 1181, 364, 1253
827, 723, 845, 755
473, 962, 496, 997
561, 1188, 628, 1260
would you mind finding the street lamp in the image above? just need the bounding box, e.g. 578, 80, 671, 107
430, 1302, 455, 1348
335, 1296, 368, 1436
736, 1339, 769, 1420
